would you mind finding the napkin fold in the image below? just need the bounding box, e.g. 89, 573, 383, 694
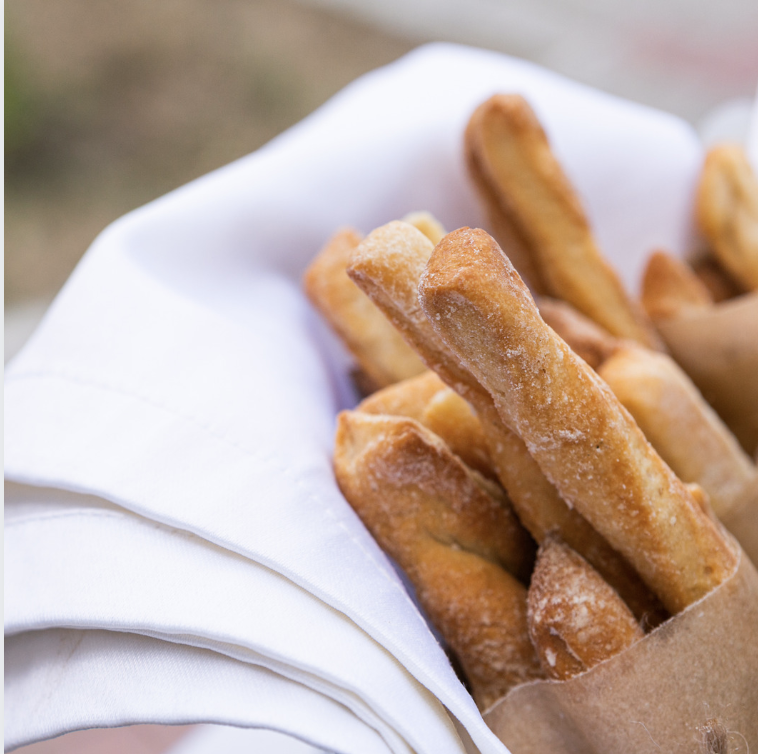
4, 43, 702, 753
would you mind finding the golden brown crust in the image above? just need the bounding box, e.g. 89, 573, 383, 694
348, 220, 664, 621
641, 250, 713, 322
696, 144, 758, 292
479, 411, 666, 626
419, 227, 737, 613
333, 411, 541, 708
527, 537, 644, 681
598, 344, 758, 521
359, 371, 496, 480
303, 228, 426, 389
465, 94, 661, 348
537, 297, 619, 370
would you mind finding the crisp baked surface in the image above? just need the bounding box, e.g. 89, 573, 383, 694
527, 536, 644, 681
348, 219, 664, 620
536, 297, 618, 370
359, 371, 497, 480
598, 344, 758, 520
465, 94, 661, 348
303, 227, 426, 389
419, 226, 737, 613
333, 410, 542, 709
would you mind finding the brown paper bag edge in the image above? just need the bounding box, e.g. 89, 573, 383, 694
484, 547, 758, 754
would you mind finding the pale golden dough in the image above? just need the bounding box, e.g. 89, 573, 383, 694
403, 211, 447, 246
527, 537, 644, 681
598, 344, 758, 522
697, 144, 758, 291
359, 371, 496, 480
333, 411, 541, 709
465, 94, 661, 348
348, 220, 663, 622
641, 250, 713, 322
419, 226, 737, 613
303, 228, 426, 390
536, 298, 618, 370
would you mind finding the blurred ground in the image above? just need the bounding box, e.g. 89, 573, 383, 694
4, 0, 416, 306
5, 0, 757, 312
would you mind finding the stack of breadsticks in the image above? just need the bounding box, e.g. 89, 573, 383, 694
303, 94, 758, 751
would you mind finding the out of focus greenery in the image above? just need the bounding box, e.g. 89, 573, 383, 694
5, 31, 39, 163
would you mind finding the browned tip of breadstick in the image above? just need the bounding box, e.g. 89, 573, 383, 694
465, 94, 662, 349
419, 227, 737, 613
348, 221, 491, 408
598, 344, 758, 521
303, 228, 426, 389
358, 371, 496, 480
334, 410, 535, 582
527, 536, 644, 681
696, 144, 758, 292
334, 410, 541, 707
537, 297, 619, 370
641, 250, 713, 322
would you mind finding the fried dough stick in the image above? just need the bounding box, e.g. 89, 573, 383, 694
334, 411, 541, 709
527, 537, 644, 681
465, 94, 661, 348
348, 221, 664, 622
598, 344, 758, 523
358, 371, 496, 481
697, 144, 758, 291
419, 227, 737, 613
303, 228, 426, 391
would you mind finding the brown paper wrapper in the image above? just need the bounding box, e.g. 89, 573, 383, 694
484, 550, 758, 753
655, 292, 758, 457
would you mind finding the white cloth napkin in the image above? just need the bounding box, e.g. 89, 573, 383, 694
4, 43, 702, 754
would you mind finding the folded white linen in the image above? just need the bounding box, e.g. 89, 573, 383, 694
4, 43, 702, 754
4, 629, 390, 754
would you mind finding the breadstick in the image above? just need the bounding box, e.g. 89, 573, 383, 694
419, 227, 737, 613
403, 211, 447, 246
696, 144, 758, 291
598, 344, 758, 521
303, 228, 425, 390
334, 411, 542, 708
536, 297, 618, 370
358, 371, 496, 480
465, 94, 661, 348
349, 220, 664, 622
641, 250, 713, 322
527, 536, 644, 681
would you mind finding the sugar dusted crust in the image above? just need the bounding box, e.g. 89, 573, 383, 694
419, 227, 737, 613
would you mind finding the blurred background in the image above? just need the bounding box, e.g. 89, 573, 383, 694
5, 0, 758, 361
4, 1, 758, 752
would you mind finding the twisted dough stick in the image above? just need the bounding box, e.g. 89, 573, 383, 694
697, 144, 758, 292
348, 221, 664, 621
527, 536, 644, 681
465, 94, 661, 348
419, 227, 737, 613
334, 411, 541, 709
